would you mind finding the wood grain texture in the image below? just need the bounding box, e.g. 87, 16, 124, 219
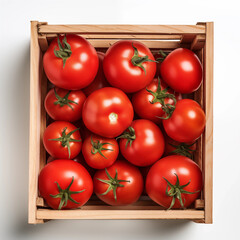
37, 209, 204, 220
38, 24, 206, 34
203, 22, 214, 224
28, 21, 43, 224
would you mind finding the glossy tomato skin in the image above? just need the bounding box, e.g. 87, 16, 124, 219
93, 160, 143, 205
132, 78, 182, 123
43, 121, 82, 159
82, 135, 119, 169
82, 87, 134, 138
38, 159, 93, 210
103, 40, 156, 93
146, 155, 202, 208
160, 48, 203, 93
119, 119, 165, 166
45, 87, 86, 122
43, 34, 99, 90
82, 52, 110, 96
163, 99, 206, 142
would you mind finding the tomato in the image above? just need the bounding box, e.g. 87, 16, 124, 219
44, 87, 86, 122
132, 78, 181, 123
163, 99, 206, 142
160, 48, 203, 93
118, 119, 165, 166
82, 135, 119, 169
43, 121, 82, 159
82, 52, 110, 96
93, 160, 143, 205
146, 155, 202, 209
164, 135, 197, 159
43, 34, 99, 90
103, 40, 156, 93
38, 159, 93, 210
82, 87, 134, 138
153, 50, 168, 77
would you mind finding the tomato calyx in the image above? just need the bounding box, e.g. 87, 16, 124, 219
155, 50, 168, 62
54, 35, 72, 68
131, 43, 157, 75
116, 127, 136, 148
163, 173, 199, 210
50, 176, 85, 210
48, 127, 81, 158
146, 78, 176, 120
169, 142, 196, 159
53, 88, 78, 110
97, 169, 130, 201
90, 136, 113, 159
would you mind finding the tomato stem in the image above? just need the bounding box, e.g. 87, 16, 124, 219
155, 50, 169, 62
50, 176, 85, 210
168, 142, 196, 159
116, 127, 136, 148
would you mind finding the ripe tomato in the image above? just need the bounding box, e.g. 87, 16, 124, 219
132, 78, 181, 123
118, 119, 165, 166
160, 48, 203, 93
164, 135, 197, 159
38, 159, 93, 210
93, 160, 143, 205
82, 135, 119, 169
43, 34, 99, 90
163, 99, 206, 142
103, 40, 156, 93
43, 121, 82, 159
146, 155, 202, 209
82, 52, 110, 96
44, 87, 86, 122
82, 87, 134, 138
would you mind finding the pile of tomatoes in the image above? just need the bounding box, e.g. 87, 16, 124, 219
38, 34, 205, 210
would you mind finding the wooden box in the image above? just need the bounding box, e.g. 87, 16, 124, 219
29, 21, 213, 224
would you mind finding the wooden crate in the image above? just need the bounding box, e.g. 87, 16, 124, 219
29, 21, 213, 224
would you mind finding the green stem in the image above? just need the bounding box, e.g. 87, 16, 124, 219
116, 127, 136, 148
90, 136, 113, 159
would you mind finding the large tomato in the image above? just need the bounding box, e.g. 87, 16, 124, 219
38, 159, 93, 210
132, 78, 181, 123
118, 119, 165, 166
146, 155, 202, 209
45, 87, 86, 122
160, 48, 203, 93
43, 121, 82, 159
93, 160, 143, 205
82, 87, 134, 138
82, 135, 119, 169
163, 99, 206, 142
82, 52, 110, 96
103, 40, 156, 93
43, 34, 99, 90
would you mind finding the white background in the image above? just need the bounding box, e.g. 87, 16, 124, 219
1, 0, 239, 239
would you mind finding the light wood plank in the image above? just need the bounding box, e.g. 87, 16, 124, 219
195, 199, 204, 209
38, 24, 206, 35
38, 34, 48, 52
37, 209, 204, 220
191, 35, 205, 51
203, 22, 214, 224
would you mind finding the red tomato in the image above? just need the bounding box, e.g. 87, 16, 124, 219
103, 40, 156, 93
82, 135, 119, 169
118, 119, 165, 166
44, 87, 86, 122
164, 135, 197, 159
93, 160, 143, 205
160, 48, 203, 93
38, 159, 93, 210
82, 87, 134, 138
43, 121, 82, 159
132, 78, 181, 123
153, 50, 168, 77
82, 52, 110, 96
163, 99, 206, 142
146, 155, 202, 209
43, 34, 99, 90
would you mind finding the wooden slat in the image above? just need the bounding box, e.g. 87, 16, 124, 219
37, 209, 204, 220
203, 22, 214, 224
191, 35, 205, 51
28, 21, 43, 224
38, 35, 49, 52
36, 197, 45, 207
38, 24, 206, 35
195, 199, 204, 209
